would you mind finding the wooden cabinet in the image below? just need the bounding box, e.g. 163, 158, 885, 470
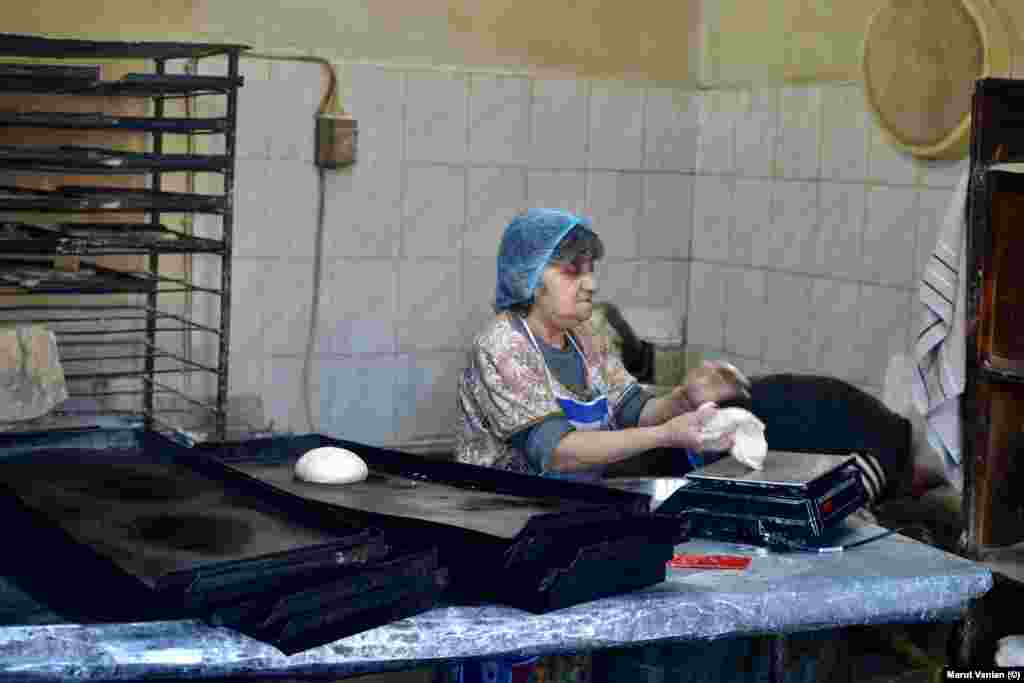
951, 76, 1024, 668
963, 78, 1024, 555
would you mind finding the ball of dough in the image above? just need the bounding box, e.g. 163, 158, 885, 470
294, 446, 369, 484
698, 406, 768, 470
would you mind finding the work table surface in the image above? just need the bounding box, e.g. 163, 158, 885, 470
0, 524, 992, 682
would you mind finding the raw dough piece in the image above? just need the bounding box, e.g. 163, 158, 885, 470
294, 446, 369, 484
697, 405, 768, 470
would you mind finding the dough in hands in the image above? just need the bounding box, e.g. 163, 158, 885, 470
696, 405, 768, 470
294, 446, 369, 484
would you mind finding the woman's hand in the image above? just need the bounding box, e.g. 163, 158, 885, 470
684, 361, 752, 408
660, 384, 692, 419
644, 361, 751, 427
658, 402, 734, 452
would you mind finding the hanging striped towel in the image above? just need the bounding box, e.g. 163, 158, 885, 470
911, 170, 969, 490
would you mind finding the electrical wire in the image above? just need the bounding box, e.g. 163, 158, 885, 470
241, 52, 340, 116
764, 526, 912, 554
302, 166, 327, 433
834, 526, 904, 549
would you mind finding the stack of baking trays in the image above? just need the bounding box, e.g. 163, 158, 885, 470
0, 428, 682, 652
0, 428, 448, 653
192, 433, 683, 613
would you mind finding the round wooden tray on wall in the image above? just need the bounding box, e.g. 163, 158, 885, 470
862, 0, 1013, 160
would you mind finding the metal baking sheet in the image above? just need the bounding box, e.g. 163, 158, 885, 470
54, 222, 224, 254
0, 69, 242, 96
0, 33, 249, 60
201, 434, 655, 539
197, 435, 680, 613
0, 453, 387, 590
0, 185, 226, 213
0, 221, 221, 255
0, 63, 100, 91
685, 450, 856, 488
58, 185, 227, 213
0, 259, 155, 293
0, 430, 449, 654
229, 463, 589, 540
0, 111, 228, 134
0, 63, 100, 81
0, 222, 58, 252
0, 145, 230, 173
0, 431, 405, 599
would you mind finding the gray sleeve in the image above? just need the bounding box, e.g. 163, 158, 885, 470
509, 416, 575, 474
615, 384, 653, 428
510, 385, 652, 473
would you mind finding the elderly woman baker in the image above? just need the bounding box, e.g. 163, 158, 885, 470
456, 208, 750, 481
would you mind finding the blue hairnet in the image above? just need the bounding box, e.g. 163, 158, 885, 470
494, 208, 595, 311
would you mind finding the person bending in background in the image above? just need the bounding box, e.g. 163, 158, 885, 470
455, 208, 750, 481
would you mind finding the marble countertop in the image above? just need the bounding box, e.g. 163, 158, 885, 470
0, 525, 992, 682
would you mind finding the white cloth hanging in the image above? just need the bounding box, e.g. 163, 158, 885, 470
911, 170, 970, 490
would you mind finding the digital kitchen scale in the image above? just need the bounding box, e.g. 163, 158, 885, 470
651, 450, 869, 548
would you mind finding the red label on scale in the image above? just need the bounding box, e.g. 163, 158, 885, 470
667, 554, 752, 570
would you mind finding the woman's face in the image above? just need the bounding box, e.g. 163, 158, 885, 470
533, 256, 598, 329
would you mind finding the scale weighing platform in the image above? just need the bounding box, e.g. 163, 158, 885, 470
610, 450, 869, 549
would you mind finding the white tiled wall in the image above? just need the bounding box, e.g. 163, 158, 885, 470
687, 82, 968, 399
643, 89, 699, 173
222, 58, 967, 448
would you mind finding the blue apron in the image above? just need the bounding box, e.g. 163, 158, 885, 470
521, 319, 609, 482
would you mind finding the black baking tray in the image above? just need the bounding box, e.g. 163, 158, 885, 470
0, 221, 55, 251
0, 427, 448, 653
0, 33, 249, 60
0, 110, 228, 134
58, 222, 223, 254
0, 145, 230, 174
0, 258, 156, 294
111, 72, 244, 95
0, 63, 100, 91
0, 257, 155, 293
0, 70, 243, 96
0, 221, 224, 255
193, 434, 683, 613
0, 185, 226, 213
208, 549, 444, 654
59, 185, 227, 213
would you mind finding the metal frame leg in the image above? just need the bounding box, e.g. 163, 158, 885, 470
769, 634, 787, 683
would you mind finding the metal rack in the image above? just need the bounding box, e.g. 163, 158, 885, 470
0, 33, 249, 439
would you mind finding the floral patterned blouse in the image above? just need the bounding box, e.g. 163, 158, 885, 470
455, 312, 640, 473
